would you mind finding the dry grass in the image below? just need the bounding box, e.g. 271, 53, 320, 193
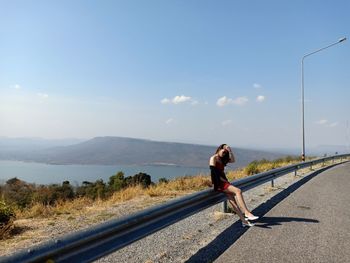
108, 185, 145, 203
15, 197, 94, 219
160, 175, 212, 191
15, 203, 54, 219
226, 168, 247, 181
107, 175, 212, 203
244, 160, 301, 175
212, 211, 233, 222
0, 219, 15, 240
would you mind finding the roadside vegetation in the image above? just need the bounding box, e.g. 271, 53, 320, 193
0, 155, 304, 239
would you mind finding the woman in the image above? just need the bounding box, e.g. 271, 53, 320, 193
209, 144, 259, 227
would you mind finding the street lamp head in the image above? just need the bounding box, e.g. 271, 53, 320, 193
339, 37, 347, 42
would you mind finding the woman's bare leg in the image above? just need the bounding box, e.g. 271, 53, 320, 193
225, 194, 248, 222
224, 185, 255, 217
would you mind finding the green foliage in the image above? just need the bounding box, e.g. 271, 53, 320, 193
108, 171, 126, 192
31, 185, 54, 205
0, 200, 15, 239
245, 161, 260, 175
109, 171, 153, 190
0, 200, 15, 224
0, 170, 154, 210
95, 180, 107, 199
2, 178, 34, 208
125, 172, 152, 188
76, 180, 107, 200
1, 178, 76, 208
32, 181, 75, 205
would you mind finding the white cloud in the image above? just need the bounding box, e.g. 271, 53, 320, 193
13, 84, 21, 90
222, 120, 232, 126
256, 95, 265, 102
165, 118, 174, 125
233, 96, 248, 106
37, 93, 49, 99
173, 95, 191, 104
315, 119, 338, 128
217, 96, 248, 107
315, 119, 328, 125
217, 96, 233, 107
161, 95, 197, 105
253, 83, 262, 89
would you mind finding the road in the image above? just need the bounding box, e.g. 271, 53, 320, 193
214, 161, 350, 263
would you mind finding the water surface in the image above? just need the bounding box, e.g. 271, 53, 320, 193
0, 160, 209, 185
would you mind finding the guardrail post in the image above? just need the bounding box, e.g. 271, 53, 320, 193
222, 200, 228, 213
271, 179, 274, 188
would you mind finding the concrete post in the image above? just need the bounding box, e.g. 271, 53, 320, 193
222, 200, 228, 213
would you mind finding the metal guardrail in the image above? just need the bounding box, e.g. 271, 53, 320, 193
2, 154, 349, 263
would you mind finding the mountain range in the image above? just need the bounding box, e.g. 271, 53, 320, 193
0, 136, 288, 168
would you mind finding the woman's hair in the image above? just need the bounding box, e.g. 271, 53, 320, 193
215, 144, 227, 154
215, 144, 230, 166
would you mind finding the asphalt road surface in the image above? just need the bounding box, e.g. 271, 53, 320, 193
214, 162, 350, 263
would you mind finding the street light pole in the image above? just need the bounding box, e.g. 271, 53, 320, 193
301, 37, 346, 161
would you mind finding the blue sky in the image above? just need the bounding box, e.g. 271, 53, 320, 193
0, 0, 349, 151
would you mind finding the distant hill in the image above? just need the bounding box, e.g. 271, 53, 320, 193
0, 136, 287, 168
0, 137, 84, 149
0, 137, 84, 160
308, 145, 349, 156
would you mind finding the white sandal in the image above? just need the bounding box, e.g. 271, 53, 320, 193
242, 221, 255, 227
245, 215, 259, 221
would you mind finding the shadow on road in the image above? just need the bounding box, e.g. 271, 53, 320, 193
186, 164, 337, 263
254, 216, 319, 229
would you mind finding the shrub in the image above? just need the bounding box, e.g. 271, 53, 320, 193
108, 171, 126, 192
0, 201, 15, 224
94, 179, 107, 199
132, 173, 152, 188
2, 178, 34, 208
0, 200, 15, 239
76, 180, 107, 200
125, 173, 152, 188
244, 161, 260, 175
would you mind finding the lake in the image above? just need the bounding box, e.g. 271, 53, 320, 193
0, 160, 210, 185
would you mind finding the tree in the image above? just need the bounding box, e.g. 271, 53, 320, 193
126, 172, 152, 188
75, 180, 107, 200
108, 171, 126, 192
3, 178, 34, 208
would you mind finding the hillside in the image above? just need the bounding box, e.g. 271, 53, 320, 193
0, 136, 285, 168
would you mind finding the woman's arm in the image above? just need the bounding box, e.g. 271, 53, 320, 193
210, 166, 221, 191
225, 145, 235, 163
